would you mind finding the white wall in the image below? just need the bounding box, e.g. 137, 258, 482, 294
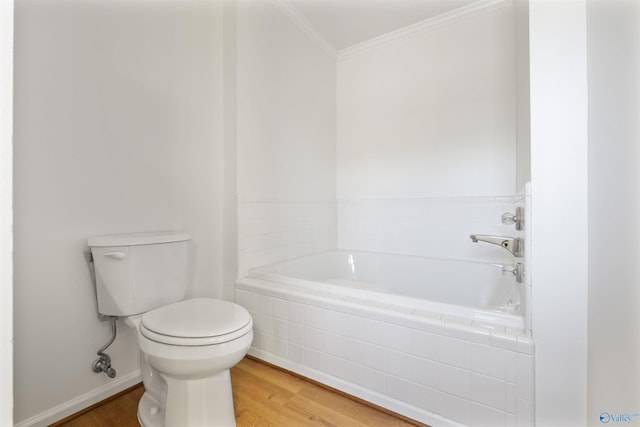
13, 1, 224, 424
337, 4, 517, 200
222, 0, 239, 301
0, 0, 13, 425
237, 0, 336, 201
529, 1, 589, 426
236, 0, 337, 274
587, 0, 640, 424
515, 0, 531, 191
335, 3, 523, 272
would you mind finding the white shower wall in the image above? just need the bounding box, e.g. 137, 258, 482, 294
237, 1, 522, 274
236, 0, 338, 275
336, 4, 517, 200
337, 197, 519, 264
334, 3, 523, 266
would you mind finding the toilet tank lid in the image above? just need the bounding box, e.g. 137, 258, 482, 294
88, 232, 192, 248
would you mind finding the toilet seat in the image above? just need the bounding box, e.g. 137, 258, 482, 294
140, 298, 252, 346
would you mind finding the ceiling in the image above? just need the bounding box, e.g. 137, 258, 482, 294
287, 0, 479, 51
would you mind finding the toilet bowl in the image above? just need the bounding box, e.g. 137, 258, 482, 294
88, 232, 254, 427
127, 298, 253, 427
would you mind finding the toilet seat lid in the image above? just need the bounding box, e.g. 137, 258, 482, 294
141, 298, 252, 345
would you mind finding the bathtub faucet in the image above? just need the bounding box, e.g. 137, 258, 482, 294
469, 235, 523, 257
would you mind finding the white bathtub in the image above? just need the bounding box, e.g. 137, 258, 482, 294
236, 250, 534, 427
249, 250, 524, 329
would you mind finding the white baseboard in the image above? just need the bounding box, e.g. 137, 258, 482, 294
14, 370, 142, 427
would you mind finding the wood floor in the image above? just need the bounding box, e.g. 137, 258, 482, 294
54, 356, 428, 427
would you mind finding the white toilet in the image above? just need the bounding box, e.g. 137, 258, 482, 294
88, 232, 253, 427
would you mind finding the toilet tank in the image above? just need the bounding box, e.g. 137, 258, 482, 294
88, 232, 192, 316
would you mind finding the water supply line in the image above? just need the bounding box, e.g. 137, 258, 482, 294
92, 315, 118, 378
86, 250, 118, 378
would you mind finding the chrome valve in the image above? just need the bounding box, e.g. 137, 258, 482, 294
92, 316, 118, 379
501, 207, 524, 230
92, 353, 116, 378
502, 262, 524, 283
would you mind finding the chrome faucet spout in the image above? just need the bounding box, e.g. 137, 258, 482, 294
469, 234, 523, 257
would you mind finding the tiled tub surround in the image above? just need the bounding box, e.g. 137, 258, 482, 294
238, 198, 337, 277
236, 194, 533, 426
337, 196, 522, 264
236, 257, 534, 427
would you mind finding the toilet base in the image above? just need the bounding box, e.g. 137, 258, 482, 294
138, 392, 164, 427
137, 369, 236, 427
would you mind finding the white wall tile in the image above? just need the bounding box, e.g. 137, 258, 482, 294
253, 331, 273, 353
337, 198, 516, 264
341, 359, 362, 385
258, 294, 272, 315
238, 200, 337, 277
472, 343, 508, 379
440, 336, 472, 370
362, 342, 385, 371
305, 305, 323, 329
273, 318, 288, 340
412, 329, 440, 361
240, 277, 533, 427
385, 349, 413, 380
341, 336, 363, 363
439, 364, 472, 399
322, 353, 342, 377
271, 297, 289, 319
254, 312, 273, 335
235, 289, 260, 312
361, 317, 386, 346
289, 322, 304, 345
506, 350, 517, 383
411, 383, 439, 413
322, 331, 342, 357
411, 356, 439, 389
304, 326, 323, 351
472, 373, 507, 410
491, 329, 518, 351
273, 338, 288, 358
440, 392, 472, 426
507, 382, 517, 414
322, 309, 342, 333
304, 348, 322, 371
386, 375, 413, 402
385, 323, 412, 353
517, 398, 535, 427
288, 301, 306, 324
472, 402, 506, 427
517, 354, 535, 401
361, 366, 385, 394
289, 343, 304, 365
341, 313, 363, 339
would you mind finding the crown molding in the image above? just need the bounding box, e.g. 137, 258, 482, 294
270, 0, 338, 60
338, 0, 515, 62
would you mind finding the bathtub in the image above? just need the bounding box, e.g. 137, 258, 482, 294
249, 250, 524, 329
235, 250, 535, 427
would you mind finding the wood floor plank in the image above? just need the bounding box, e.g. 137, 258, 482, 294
296, 384, 417, 427
55, 357, 431, 427
56, 385, 144, 427
284, 394, 368, 427
233, 357, 306, 394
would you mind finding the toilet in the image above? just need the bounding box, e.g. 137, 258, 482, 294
88, 232, 253, 427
